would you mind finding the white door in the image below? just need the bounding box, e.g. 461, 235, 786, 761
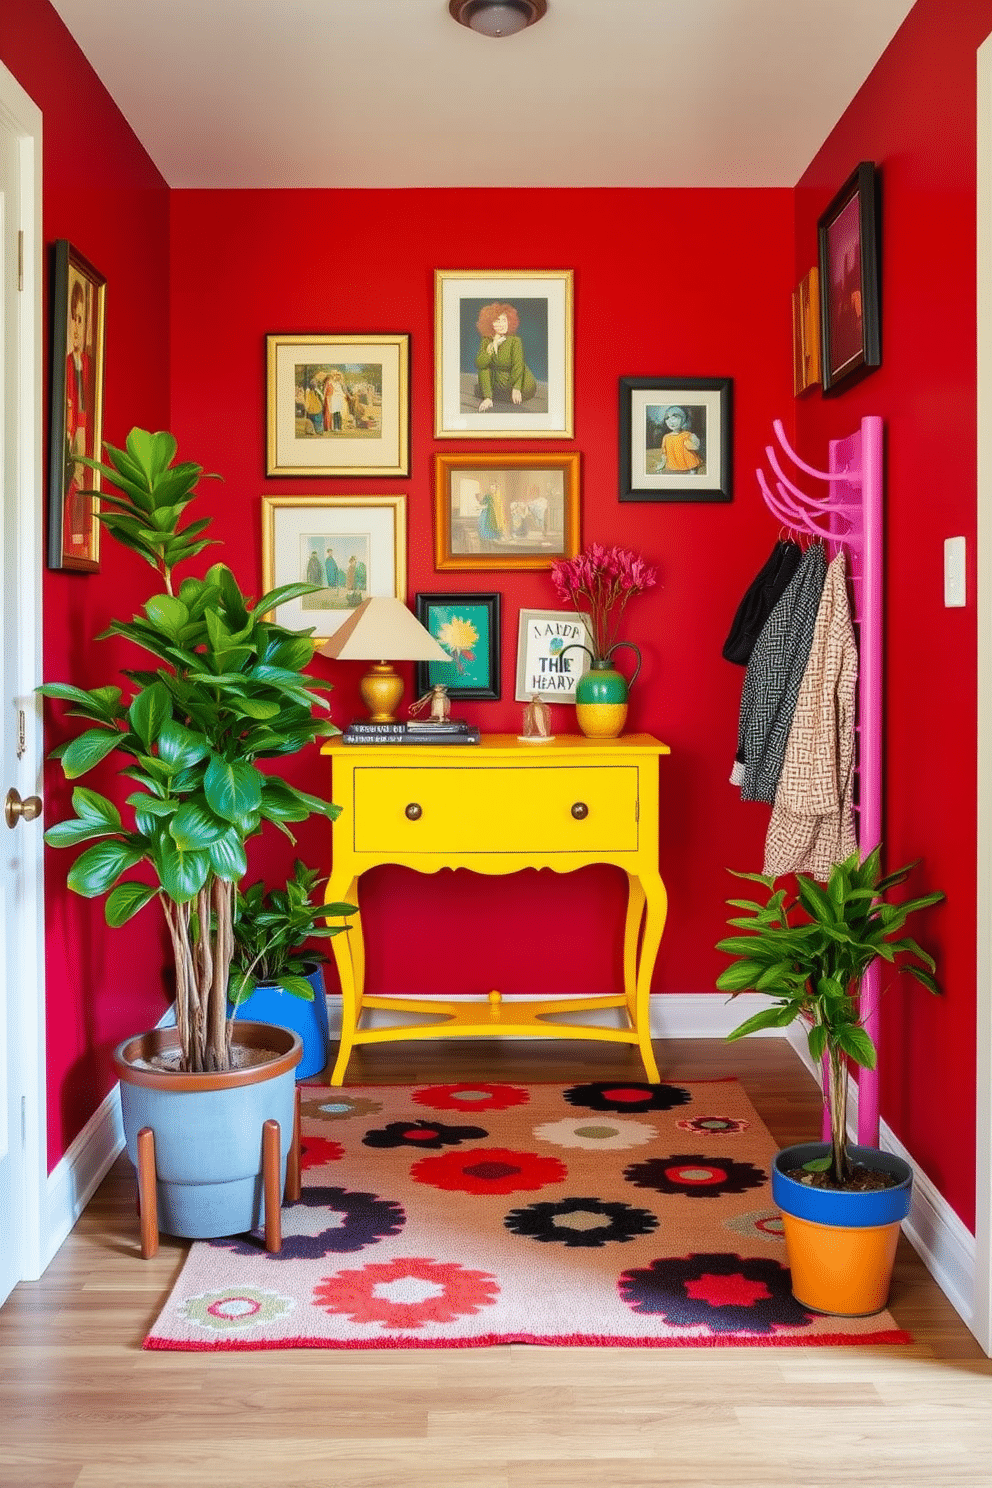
0, 65, 45, 1309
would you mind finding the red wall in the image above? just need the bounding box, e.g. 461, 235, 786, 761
0, 0, 172, 1168
9, 0, 984, 1234
794, 0, 992, 1228
169, 185, 795, 1012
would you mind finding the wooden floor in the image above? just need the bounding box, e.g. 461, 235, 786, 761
1, 1038, 990, 1488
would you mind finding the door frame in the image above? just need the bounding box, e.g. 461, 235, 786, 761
0, 61, 46, 1290
974, 31, 992, 1360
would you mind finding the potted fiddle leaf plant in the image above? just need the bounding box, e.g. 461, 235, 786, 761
228, 859, 355, 1080
715, 847, 944, 1316
41, 428, 342, 1246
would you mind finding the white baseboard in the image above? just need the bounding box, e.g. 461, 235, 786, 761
44, 1083, 124, 1271
42, 993, 978, 1347
784, 1022, 977, 1335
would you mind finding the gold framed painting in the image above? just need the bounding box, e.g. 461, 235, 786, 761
47, 240, 106, 572
434, 452, 580, 572
260, 495, 406, 645
434, 270, 573, 439
792, 267, 821, 396
266, 333, 409, 476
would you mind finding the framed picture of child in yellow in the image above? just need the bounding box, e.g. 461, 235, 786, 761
47, 240, 106, 572
618, 376, 732, 503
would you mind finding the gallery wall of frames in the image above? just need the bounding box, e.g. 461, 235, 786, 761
165, 185, 797, 1011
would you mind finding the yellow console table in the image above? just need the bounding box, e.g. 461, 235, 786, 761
321, 732, 670, 1085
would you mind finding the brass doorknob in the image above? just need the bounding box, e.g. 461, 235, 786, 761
5, 788, 42, 829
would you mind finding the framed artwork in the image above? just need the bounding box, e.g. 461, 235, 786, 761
817, 161, 880, 395
434, 452, 580, 572
515, 608, 593, 705
434, 269, 573, 439
260, 495, 406, 644
266, 333, 409, 476
47, 240, 106, 572
413, 591, 501, 702
618, 376, 733, 503
792, 267, 821, 396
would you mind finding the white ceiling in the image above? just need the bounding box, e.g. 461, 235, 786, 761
50, 0, 916, 190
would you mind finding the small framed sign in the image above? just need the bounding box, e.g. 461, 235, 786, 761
514, 607, 592, 704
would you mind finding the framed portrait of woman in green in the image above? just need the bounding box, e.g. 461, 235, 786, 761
434, 270, 573, 439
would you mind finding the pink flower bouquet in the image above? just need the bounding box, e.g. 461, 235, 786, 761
550, 543, 657, 662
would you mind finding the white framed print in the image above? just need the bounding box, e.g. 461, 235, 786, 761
261, 495, 406, 645
515, 607, 592, 704
435, 270, 573, 439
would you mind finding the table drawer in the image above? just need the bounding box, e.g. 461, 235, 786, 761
352, 765, 639, 855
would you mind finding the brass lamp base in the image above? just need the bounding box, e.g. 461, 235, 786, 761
359, 661, 405, 722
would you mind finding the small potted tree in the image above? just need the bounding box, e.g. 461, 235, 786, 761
42, 429, 342, 1246
715, 847, 944, 1316
229, 859, 355, 1079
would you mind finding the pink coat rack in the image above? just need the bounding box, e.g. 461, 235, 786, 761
756, 415, 883, 1146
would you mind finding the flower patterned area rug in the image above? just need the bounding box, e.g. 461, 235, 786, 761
144, 1079, 911, 1351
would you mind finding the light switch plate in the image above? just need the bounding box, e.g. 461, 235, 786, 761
944, 536, 966, 607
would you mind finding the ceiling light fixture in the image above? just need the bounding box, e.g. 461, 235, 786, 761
448, 0, 547, 39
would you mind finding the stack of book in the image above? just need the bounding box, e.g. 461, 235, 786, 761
340, 719, 481, 745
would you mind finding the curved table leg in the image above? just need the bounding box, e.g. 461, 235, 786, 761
630, 868, 668, 1085
623, 872, 646, 1020
327, 874, 362, 1085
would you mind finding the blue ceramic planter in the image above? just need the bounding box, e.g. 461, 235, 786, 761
115, 1022, 302, 1241
231, 962, 329, 1079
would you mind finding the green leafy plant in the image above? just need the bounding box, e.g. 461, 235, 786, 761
41, 428, 341, 1074
229, 859, 354, 1006
715, 848, 944, 1186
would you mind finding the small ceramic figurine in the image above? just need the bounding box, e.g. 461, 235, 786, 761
520, 694, 554, 742
410, 683, 451, 723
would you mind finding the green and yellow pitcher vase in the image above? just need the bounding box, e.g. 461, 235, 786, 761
562, 641, 641, 741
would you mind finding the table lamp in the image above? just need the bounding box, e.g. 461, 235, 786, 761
317, 596, 450, 722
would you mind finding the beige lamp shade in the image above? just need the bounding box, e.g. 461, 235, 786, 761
317, 597, 449, 722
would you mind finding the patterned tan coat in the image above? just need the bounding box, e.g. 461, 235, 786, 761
763, 550, 858, 882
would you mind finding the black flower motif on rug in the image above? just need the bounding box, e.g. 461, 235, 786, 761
623, 1153, 767, 1198
619, 1251, 815, 1335
504, 1197, 660, 1248
209, 1186, 405, 1260
362, 1120, 489, 1150
563, 1081, 693, 1114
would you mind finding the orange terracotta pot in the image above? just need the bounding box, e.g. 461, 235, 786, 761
772, 1142, 912, 1317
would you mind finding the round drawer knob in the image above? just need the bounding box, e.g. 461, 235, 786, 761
570, 802, 589, 820
405, 802, 423, 821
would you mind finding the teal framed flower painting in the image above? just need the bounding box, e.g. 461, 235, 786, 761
414, 592, 501, 701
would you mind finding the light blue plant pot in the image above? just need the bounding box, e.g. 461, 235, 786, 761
230, 962, 329, 1079
115, 1022, 302, 1241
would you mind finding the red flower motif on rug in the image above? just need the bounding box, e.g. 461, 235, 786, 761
299, 1136, 344, 1170
313, 1258, 499, 1330
411, 1083, 531, 1112
411, 1146, 567, 1195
